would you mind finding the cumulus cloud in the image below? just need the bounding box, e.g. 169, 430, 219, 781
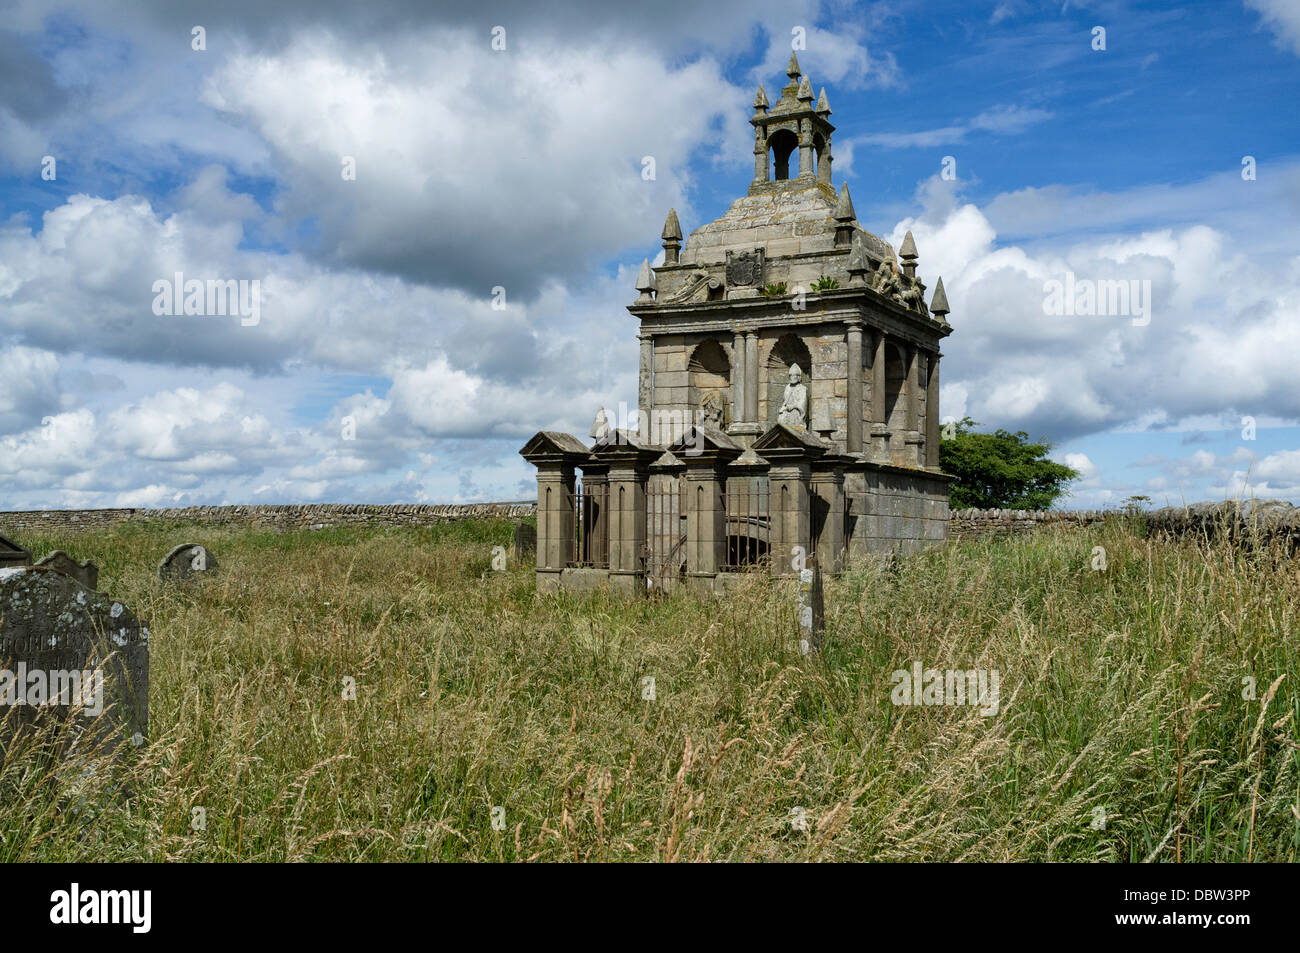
198, 31, 751, 297
887, 174, 1300, 445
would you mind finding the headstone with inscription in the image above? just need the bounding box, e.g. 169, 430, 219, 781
0, 566, 148, 753
157, 543, 218, 583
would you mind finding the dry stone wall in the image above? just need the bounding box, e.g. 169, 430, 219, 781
3, 500, 1294, 545
948, 508, 1111, 539
0, 503, 537, 534
951, 501, 1300, 544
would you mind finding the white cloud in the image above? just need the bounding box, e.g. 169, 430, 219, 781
1246, 0, 1300, 56
201, 30, 750, 296
856, 104, 1053, 149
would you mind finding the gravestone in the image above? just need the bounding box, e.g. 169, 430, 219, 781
0, 533, 31, 569
34, 550, 99, 590
0, 567, 148, 753
797, 558, 824, 654
512, 522, 537, 564
157, 543, 218, 582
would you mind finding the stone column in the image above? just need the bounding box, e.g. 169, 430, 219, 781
818, 133, 833, 187
638, 335, 653, 423
593, 438, 663, 596
904, 346, 923, 466
798, 119, 814, 180
753, 129, 769, 186
744, 331, 759, 422
810, 460, 846, 573
869, 331, 890, 461
872, 332, 887, 424
682, 449, 739, 593
535, 464, 576, 592
845, 321, 864, 453
579, 464, 609, 568
607, 463, 649, 595
926, 353, 941, 469
768, 459, 813, 575
732, 331, 746, 425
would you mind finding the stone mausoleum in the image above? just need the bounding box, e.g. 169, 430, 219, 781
521, 54, 955, 594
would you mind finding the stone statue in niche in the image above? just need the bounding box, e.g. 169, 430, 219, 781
697, 390, 726, 430
777, 364, 809, 430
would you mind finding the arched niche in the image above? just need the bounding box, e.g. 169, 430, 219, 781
884, 342, 909, 434
768, 128, 798, 181
688, 339, 731, 428
764, 333, 812, 425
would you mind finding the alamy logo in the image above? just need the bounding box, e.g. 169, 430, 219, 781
152, 272, 261, 326
890, 661, 1000, 716
0, 664, 102, 716
1042, 271, 1151, 326
50, 883, 151, 933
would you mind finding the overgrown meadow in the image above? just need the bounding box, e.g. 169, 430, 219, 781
2, 516, 1297, 861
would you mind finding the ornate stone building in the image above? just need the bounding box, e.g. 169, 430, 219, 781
522, 55, 955, 594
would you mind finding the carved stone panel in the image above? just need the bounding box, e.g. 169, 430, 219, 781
725, 248, 765, 288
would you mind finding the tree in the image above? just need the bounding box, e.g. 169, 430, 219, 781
938, 417, 1079, 509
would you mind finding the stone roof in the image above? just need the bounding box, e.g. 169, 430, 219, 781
679, 184, 895, 267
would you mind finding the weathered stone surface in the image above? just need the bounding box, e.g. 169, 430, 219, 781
0, 567, 148, 751
34, 550, 99, 590
512, 522, 537, 562
157, 543, 218, 582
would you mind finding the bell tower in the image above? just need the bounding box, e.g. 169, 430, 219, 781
750, 53, 835, 195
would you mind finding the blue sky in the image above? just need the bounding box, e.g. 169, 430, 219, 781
0, 0, 1297, 509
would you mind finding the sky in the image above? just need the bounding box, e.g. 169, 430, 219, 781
0, 0, 1297, 510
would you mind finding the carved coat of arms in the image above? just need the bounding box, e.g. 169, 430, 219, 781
725, 248, 764, 287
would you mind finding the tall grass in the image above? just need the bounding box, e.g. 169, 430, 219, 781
1, 516, 1296, 861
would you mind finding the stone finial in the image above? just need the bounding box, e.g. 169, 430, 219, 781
816, 87, 830, 115
753, 83, 769, 113
899, 230, 918, 260
930, 276, 950, 320
661, 208, 681, 241
661, 208, 682, 265
786, 52, 801, 79
847, 233, 871, 286
833, 183, 856, 222
899, 230, 919, 278
797, 75, 813, 102
834, 184, 856, 247
634, 258, 656, 304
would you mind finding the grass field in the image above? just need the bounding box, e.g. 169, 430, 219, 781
1, 516, 1297, 861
